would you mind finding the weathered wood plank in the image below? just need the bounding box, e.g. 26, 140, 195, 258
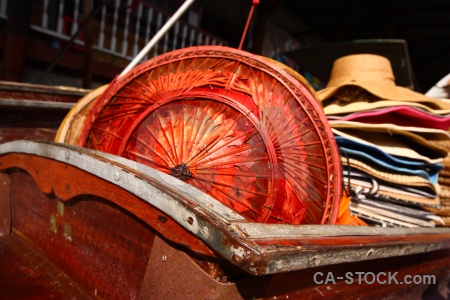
0, 233, 94, 299
9, 171, 156, 299
0, 80, 86, 145
0, 80, 87, 103
0, 172, 10, 235
0, 128, 58, 144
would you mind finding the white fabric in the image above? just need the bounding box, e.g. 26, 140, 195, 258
426, 73, 450, 99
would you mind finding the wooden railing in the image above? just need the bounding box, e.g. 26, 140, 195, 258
1, 0, 227, 62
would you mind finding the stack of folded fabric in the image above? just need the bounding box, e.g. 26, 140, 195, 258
317, 54, 450, 227
425, 74, 450, 225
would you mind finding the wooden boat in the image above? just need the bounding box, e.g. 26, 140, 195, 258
0, 81, 87, 144
2, 139, 450, 299
1, 46, 450, 300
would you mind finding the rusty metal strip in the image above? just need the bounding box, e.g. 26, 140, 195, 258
264, 242, 450, 274
231, 222, 450, 238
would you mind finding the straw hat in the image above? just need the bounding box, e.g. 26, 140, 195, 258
318, 54, 450, 110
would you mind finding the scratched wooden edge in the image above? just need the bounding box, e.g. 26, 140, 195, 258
0, 80, 90, 96
1, 140, 450, 275
0, 98, 75, 109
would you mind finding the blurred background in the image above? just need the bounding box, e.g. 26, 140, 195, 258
0, 0, 449, 93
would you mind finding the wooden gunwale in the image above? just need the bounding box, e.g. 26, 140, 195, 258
1, 140, 450, 276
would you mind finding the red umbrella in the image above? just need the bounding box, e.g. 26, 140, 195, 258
79, 45, 341, 225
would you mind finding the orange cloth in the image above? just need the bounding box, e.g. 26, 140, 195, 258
336, 189, 368, 226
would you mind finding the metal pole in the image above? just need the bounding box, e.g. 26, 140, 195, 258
238, 0, 259, 50
118, 0, 196, 79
